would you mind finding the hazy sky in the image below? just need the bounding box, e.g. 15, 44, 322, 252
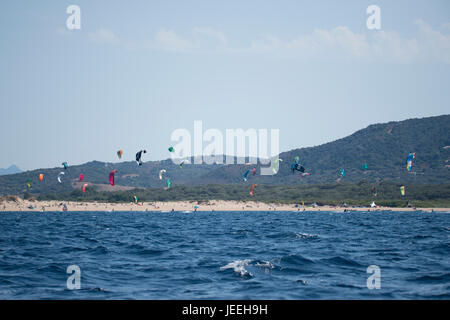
1, 0, 449, 170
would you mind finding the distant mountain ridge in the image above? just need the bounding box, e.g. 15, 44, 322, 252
0, 115, 449, 195
0, 165, 21, 176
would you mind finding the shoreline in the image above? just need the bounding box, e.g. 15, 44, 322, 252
1, 199, 448, 213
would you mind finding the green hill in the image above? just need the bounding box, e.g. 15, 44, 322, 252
0, 114, 449, 196
197, 114, 450, 185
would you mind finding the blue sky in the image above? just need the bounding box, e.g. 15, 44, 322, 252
1, 0, 449, 170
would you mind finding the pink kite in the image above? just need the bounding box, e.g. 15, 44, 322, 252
300, 172, 311, 179
109, 170, 117, 186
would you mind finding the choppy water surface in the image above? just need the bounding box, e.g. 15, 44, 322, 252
0, 210, 449, 299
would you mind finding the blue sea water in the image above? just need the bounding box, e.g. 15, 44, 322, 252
0, 210, 449, 299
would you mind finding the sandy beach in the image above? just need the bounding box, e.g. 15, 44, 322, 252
0, 198, 448, 213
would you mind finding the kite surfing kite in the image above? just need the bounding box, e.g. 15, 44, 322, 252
249, 184, 258, 196
292, 163, 305, 173
252, 168, 256, 175
136, 150, 147, 166
133, 195, 138, 204
82, 184, 88, 193
300, 172, 310, 178
371, 186, 377, 197
406, 153, 415, 172
168, 147, 174, 152
272, 158, 283, 174
26, 179, 32, 189
179, 161, 185, 168
291, 157, 305, 173
166, 179, 172, 189
290, 157, 310, 178
400, 186, 405, 196
362, 163, 368, 170
79, 174, 84, 182
159, 169, 166, 180
243, 169, 250, 182
39, 174, 44, 182
62, 162, 68, 170
117, 150, 123, 159
109, 169, 117, 186
340, 169, 345, 177
57, 172, 65, 183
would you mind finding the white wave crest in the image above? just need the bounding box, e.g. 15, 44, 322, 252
220, 259, 253, 277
